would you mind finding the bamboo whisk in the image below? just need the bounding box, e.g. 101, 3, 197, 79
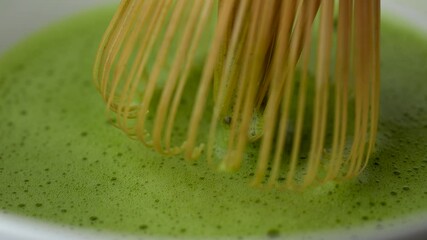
94, 0, 380, 189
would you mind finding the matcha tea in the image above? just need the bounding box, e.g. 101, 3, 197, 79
0, 7, 427, 238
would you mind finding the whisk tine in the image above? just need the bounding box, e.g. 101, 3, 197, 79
183, 0, 234, 160
325, 0, 353, 181
284, 0, 317, 189
94, 0, 381, 189
113, 1, 155, 130
208, 0, 250, 166
303, 0, 334, 186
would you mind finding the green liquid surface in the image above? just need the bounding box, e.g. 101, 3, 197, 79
1, 7, 427, 239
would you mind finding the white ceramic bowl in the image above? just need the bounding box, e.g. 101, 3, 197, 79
0, 1, 426, 239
